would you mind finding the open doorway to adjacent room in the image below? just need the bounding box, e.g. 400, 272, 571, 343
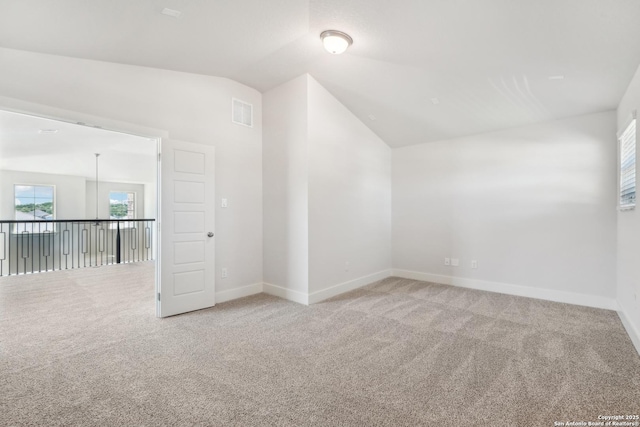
0, 109, 159, 312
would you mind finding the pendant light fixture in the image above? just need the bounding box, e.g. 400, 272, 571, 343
320, 30, 353, 54
94, 153, 100, 221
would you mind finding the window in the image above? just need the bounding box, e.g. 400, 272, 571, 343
15, 185, 55, 220
14, 185, 55, 233
620, 118, 636, 209
232, 98, 253, 127
109, 191, 136, 219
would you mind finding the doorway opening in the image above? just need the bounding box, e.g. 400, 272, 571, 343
0, 109, 159, 312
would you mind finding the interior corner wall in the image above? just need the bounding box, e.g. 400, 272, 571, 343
392, 111, 618, 307
262, 74, 392, 302
0, 47, 263, 294
617, 63, 640, 352
307, 76, 392, 296
262, 75, 309, 295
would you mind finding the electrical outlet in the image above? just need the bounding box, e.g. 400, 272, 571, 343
221, 198, 228, 208
444, 258, 451, 266
471, 260, 478, 269
221, 268, 228, 278
451, 258, 459, 267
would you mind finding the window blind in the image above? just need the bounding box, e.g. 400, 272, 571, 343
232, 98, 253, 127
620, 118, 636, 208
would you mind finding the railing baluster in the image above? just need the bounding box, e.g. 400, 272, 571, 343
63, 227, 70, 269
125, 221, 128, 263
0, 219, 154, 276
125, 221, 131, 262
21, 231, 28, 274
131, 225, 137, 262
90, 223, 94, 267
38, 223, 42, 273
81, 226, 86, 267
0, 227, 6, 276
75, 222, 79, 269
1, 227, 5, 275
31, 224, 34, 274
43, 230, 50, 272
73, 222, 76, 268
58, 223, 62, 271
51, 229, 54, 271
38, 222, 42, 273
14, 226, 18, 275
116, 221, 121, 264
145, 223, 150, 261
100, 224, 106, 266
106, 223, 110, 266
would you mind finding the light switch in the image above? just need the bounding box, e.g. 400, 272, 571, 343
221, 198, 228, 208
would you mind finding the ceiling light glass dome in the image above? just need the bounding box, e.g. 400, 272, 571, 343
320, 30, 353, 54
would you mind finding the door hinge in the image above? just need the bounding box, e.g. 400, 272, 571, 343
157, 292, 161, 302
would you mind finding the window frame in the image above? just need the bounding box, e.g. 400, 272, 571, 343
109, 190, 137, 220
619, 113, 637, 211
13, 184, 56, 234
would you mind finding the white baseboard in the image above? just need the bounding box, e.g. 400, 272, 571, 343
618, 306, 640, 357
263, 282, 309, 305
392, 269, 619, 311
216, 282, 264, 304
308, 269, 392, 304
262, 270, 393, 306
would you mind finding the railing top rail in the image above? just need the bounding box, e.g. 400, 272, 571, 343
0, 218, 156, 224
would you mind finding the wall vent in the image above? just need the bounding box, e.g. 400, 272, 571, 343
232, 98, 253, 128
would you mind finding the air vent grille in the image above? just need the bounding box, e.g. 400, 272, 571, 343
232, 98, 253, 128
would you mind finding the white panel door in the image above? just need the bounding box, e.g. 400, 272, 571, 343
158, 139, 215, 317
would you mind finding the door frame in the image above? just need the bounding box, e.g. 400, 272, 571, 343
0, 100, 166, 316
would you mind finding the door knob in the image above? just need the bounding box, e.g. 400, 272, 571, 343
207, 232, 214, 237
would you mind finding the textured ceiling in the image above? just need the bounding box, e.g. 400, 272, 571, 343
1, 0, 640, 147
0, 110, 157, 183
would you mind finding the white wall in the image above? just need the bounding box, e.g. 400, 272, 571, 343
0, 170, 86, 220
307, 76, 392, 295
0, 47, 628, 327
143, 182, 156, 219
0, 47, 263, 294
617, 64, 640, 352
85, 180, 146, 219
263, 74, 392, 302
393, 111, 618, 307
263, 75, 309, 294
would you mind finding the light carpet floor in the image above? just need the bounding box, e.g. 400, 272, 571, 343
1, 262, 639, 426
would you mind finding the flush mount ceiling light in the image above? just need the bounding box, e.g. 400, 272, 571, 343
320, 30, 353, 54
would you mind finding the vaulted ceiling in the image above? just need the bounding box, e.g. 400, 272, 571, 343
1, 0, 640, 147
